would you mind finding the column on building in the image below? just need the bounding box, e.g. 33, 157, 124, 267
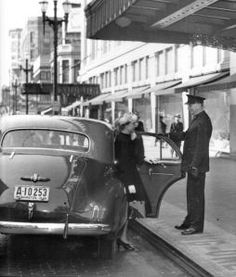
227, 51, 236, 155
131, 55, 153, 132
113, 57, 129, 120
230, 88, 236, 155
127, 62, 133, 113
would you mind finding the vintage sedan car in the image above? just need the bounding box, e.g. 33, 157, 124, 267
0, 115, 183, 258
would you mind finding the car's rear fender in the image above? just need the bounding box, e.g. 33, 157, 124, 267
69, 174, 127, 228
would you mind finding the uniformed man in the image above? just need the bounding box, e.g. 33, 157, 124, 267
171, 94, 212, 235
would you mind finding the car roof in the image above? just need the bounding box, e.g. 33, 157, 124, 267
0, 115, 114, 164
0, 115, 112, 133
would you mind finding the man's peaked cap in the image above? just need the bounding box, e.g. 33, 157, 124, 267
185, 94, 205, 104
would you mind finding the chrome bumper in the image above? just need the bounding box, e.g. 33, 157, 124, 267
0, 221, 111, 235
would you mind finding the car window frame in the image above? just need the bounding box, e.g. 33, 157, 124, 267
0, 127, 91, 154
140, 131, 182, 160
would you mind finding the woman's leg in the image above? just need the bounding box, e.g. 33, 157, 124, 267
119, 204, 129, 243
117, 204, 135, 250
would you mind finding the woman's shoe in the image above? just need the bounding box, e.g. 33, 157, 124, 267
117, 239, 135, 251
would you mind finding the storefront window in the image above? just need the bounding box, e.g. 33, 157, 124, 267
115, 100, 128, 119
132, 97, 152, 131
158, 94, 183, 133
98, 102, 112, 122
200, 91, 230, 156
104, 106, 112, 123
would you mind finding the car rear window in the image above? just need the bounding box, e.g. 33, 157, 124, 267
2, 129, 89, 152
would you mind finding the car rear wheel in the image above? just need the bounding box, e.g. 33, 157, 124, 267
97, 237, 116, 259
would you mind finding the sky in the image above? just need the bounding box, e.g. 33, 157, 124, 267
0, 0, 65, 88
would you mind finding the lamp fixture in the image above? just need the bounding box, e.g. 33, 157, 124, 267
115, 16, 131, 28
39, 0, 49, 13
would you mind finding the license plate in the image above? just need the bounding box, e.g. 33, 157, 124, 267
14, 185, 50, 202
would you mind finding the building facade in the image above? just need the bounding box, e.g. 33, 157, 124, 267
78, 0, 232, 156
8, 29, 23, 114
20, 17, 57, 113
7, 3, 82, 115
9, 28, 23, 82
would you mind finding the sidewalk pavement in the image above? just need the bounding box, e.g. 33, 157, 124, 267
138, 157, 236, 277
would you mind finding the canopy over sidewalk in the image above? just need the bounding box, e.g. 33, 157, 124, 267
86, 0, 236, 51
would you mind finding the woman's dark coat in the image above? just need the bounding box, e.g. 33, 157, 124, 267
114, 132, 146, 201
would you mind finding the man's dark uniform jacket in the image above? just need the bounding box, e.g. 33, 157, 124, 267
170, 110, 212, 172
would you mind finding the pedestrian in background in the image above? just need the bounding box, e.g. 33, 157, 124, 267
156, 115, 167, 146
159, 115, 167, 134
171, 95, 212, 235
170, 114, 184, 149
114, 112, 150, 250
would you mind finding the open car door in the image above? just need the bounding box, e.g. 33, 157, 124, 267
138, 133, 184, 218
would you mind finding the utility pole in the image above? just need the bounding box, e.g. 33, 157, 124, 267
20, 59, 33, 114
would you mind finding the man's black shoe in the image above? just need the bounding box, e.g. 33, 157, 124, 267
181, 227, 202, 235
174, 224, 189, 230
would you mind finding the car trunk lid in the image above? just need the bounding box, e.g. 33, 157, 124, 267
0, 150, 87, 222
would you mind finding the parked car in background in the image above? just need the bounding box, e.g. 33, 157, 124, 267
0, 115, 183, 258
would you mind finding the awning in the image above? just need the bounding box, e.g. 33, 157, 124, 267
104, 90, 128, 103
145, 80, 181, 96
126, 86, 150, 99
175, 72, 229, 93
196, 73, 236, 93
62, 100, 81, 112
85, 1, 236, 51
85, 93, 111, 106
41, 107, 52, 115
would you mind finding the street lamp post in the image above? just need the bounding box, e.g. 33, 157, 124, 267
20, 59, 33, 114
39, 0, 71, 114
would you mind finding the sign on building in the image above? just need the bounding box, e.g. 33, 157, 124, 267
22, 83, 101, 107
